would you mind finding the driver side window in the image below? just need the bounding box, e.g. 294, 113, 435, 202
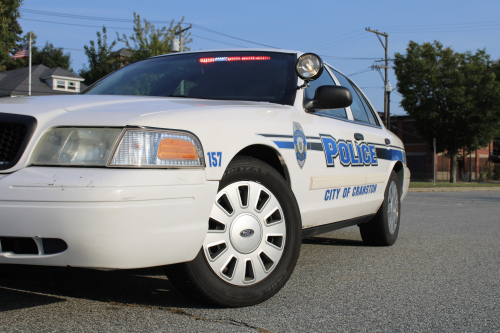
304, 70, 347, 119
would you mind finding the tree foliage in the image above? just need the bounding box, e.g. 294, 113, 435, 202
80, 14, 192, 86
79, 27, 121, 85
117, 13, 191, 62
33, 41, 72, 71
0, 0, 23, 71
5, 32, 73, 71
394, 41, 500, 182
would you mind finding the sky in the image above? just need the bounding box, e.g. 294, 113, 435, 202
17, 0, 500, 115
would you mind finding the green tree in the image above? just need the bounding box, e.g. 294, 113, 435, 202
33, 41, 72, 71
394, 41, 500, 183
79, 27, 121, 85
0, 0, 23, 71
5, 32, 73, 71
117, 13, 191, 62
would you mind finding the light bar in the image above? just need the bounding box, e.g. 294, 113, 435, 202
199, 56, 271, 63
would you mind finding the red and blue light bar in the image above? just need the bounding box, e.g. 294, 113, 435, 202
199, 56, 271, 63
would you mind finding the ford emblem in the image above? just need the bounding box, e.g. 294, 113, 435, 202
240, 229, 254, 238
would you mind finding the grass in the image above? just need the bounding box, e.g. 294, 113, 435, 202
409, 181, 500, 188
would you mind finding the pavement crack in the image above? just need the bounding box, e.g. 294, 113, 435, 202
106, 301, 274, 332
0, 287, 273, 332
0, 286, 67, 301
221, 319, 274, 333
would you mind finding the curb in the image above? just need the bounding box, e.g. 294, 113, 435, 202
409, 187, 500, 193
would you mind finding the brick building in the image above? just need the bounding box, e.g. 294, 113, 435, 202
390, 115, 500, 181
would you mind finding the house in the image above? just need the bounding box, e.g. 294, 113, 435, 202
390, 115, 499, 181
112, 48, 133, 59
0, 64, 87, 97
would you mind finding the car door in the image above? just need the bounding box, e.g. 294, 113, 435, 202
329, 67, 389, 216
299, 67, 364, 228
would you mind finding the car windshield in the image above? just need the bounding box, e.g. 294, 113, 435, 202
82, 51, 297, 105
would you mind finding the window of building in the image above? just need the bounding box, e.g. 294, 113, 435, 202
53, 79, 79, 92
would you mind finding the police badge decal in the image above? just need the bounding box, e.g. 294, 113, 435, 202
293, 122, 307, 169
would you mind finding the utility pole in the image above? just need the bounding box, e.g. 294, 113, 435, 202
366, 28, 390, 129
433, 138, 436, 184
28, 32, 32, 96
175, 24, 192, 52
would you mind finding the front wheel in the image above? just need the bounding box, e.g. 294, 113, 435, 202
359, 170, 401, 246
165, 156, 302, 307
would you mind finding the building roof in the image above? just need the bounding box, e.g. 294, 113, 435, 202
0, 65, 87, 97
113, 48, 133, 57
40, 67, 84, 80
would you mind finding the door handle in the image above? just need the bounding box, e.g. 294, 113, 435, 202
354, 133, 364, 141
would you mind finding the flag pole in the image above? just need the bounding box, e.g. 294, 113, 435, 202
28, 33, 32, 96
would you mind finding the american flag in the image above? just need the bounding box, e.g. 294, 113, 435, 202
10, 43, 30, 59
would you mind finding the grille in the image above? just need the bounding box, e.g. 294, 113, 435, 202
0, 122, 28, 165
0, 113, 37, 170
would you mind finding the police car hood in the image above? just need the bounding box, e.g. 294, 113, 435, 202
0, 95, 278, 120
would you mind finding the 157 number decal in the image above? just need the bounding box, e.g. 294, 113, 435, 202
207, 152, 222, 167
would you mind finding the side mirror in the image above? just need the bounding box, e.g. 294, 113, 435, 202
304, 85, 352, 112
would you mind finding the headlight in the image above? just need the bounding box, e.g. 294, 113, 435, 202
32, 128, 122, 166
31, 127, 205, 168
109, 128, 204, 167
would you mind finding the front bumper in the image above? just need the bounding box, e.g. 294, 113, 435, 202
0, 167, 218, 269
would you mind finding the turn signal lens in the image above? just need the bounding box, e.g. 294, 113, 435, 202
157, 139, 198, 160
110, 129, 204, 167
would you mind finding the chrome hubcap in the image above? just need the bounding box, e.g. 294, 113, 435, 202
203, 181, 286, 286
387, 180, 399, 234
229, 213, 262, 254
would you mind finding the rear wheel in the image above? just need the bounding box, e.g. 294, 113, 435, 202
359, 170, 400, 246
165, 156, 302, 307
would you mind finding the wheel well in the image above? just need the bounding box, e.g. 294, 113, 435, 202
235, 145, 291, 186
393, 161, 404, 192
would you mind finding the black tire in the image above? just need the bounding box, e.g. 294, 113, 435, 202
359, 170, 401, 246
164, 156, 302, 307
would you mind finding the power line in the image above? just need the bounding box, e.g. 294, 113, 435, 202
298, 30, 362, 49
20, 18, 248, 49
21, 9, 179, 24
319, 55, 382, 60
21, 8, 277, 49
61, 48, 85, 52
189, 24, 277, 48
313, 35, 372, 51
191, 35, 246, 48
306, 33, 367, 51
348, 67, 373, 76
387, 27, 500, 33
20, 17, 132, 30
377, 20, 500, 29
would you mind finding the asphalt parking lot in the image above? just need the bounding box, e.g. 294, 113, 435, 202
1, 191, 499, 332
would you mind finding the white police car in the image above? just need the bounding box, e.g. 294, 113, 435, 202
0, 50, 410, 307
